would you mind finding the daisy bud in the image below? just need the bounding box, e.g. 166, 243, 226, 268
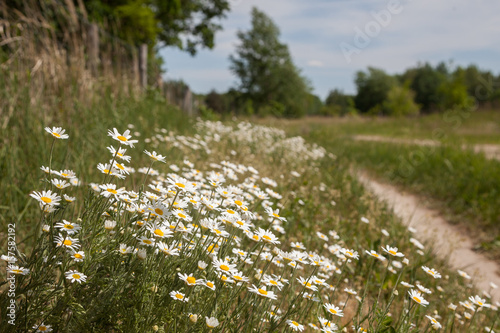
189, 314, 198, 323
403, 258, 409, 265
105, 220, 117, 230
137, 248, 147, 260
42, 225, 50, 232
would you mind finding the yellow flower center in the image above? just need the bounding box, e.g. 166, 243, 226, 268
154, 229, 164, 237
258, 288, 268, 295
175, 294, 184, 299
63, 239, 72, 246
207, 282, 214, 288
39, 326, 48, 331
227, 209, 235, 214
74, 253, 83, 259
237, 221, 244, 226
175, 183, 185, 188
52, 132, 61, 137
273, 213, 280, 218
329, 308, 337, 314
347, 251, 353, 256
187, 276, 196, 285
220, 264, 230, 271
143, 239, 152, 245
61, 173, 68, 177
115, 163, 124, 170
413, 296, 422, 303
235, 200, 243, 206
291, 321, 299, 327
72, 273, 81, 279
12, 269, 22, 274
117, 152, 123, 157
252, 235, 259, 241
262, 235, 272, 241
107, 188, 117, 194
64, 225, 74, 229
178, 213, 186, 219
117, 135, 127, 142
234, 275, 243, 281
270, 280, 278, 285
41, 196, 52, 203
389, 250, 397, 255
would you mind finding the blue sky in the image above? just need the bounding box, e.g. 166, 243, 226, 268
159, 0, 500, 100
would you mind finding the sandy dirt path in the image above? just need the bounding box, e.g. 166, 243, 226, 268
353, 135, 500, 160
357, 171, 500, 302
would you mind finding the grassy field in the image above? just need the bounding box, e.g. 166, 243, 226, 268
2, 80, 500, 332
263, 108, 500, 145
265, 110, 500, 260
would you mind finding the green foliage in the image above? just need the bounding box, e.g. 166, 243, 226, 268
324, 89, 357, 116
381, 83, 420, 117
354, 67, 398, 113
229, 7, 311, 118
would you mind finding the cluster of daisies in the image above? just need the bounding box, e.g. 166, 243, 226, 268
5, 123, 499, 333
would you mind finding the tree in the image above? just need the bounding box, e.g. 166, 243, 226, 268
381, 83, 420, 117
354, 67, 397, 113
402, 63, 447, 112
84, 0, 232, 54
324, 89, 356, 116
229, 7, 311, 117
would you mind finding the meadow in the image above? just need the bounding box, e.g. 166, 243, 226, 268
1, 83, 500, 332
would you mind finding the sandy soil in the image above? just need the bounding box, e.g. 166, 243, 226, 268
357, 171, 500, 302
353, 135, 500, 160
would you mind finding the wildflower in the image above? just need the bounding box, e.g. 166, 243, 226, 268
30, 190, 61, 207
286, 319, 304, 331
382, 245, 404, 257
297, 276, 318, 291
425, 315, 442, 329
248, 285, 278, 300
203, 280, 216, 290
188, 313, 198, 323
147, 224, 173, 239
323, 303, 344, 317
108, 128, 138, 147
470, 295, 491, 308
291, 242, 306, 250
256, 228, 280, 245
266, 207, 287, 222
408, 289, 429, 306
422, 266, 442, 279
316, 231, 329, 242
213, 258, 237, 275
8, 265, 29, 275
104, 220, 117, 231
365, 250, 386, 261
400, 281, 414, 288
457, 269, 472, 280
344, 288, 357, 295
343, 248, 359, 260
206, 316, 219, 328
318, 317, 338, 330
448, 303, 457, 310
170, 290, 189, 302
107, 146, 132, 162
99, 184, 125, 198
45, 126, 69, 139
138, 236, 155, 246
360, 217, 369, 224
33, 323, 53, 332
416, 284, 432, 294
54, 234, 80, 251
198, 260, 208, 270
63, 194, 76, 202
54, 220, 81, 235
231, 271, 250, 283
51, 178, 71, 190
137, 248, 147, 260
178, 272, 199, 287
119, 244, 133, 255
1, 255, 17, 263
157, 242, 179, 256
144, 150, 167, 163
71, 251, 85, 262
65, 270, 87, 283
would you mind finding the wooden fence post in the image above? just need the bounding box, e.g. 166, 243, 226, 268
139, 44, 148, 89
88, 23, 99, 75
183, 87, 193, 116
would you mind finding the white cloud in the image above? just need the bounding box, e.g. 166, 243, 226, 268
307, 60, 324, 67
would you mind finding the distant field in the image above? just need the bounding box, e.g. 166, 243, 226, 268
270, 110, 500, 259
263, 109, 500, 145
